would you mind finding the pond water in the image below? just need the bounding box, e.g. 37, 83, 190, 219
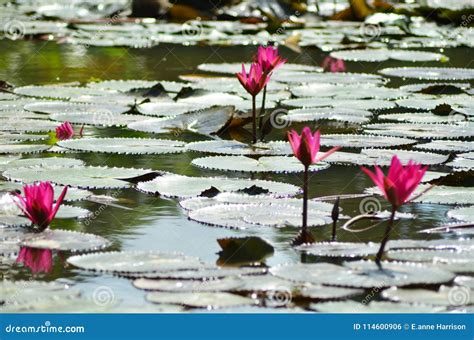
0, 38, 471, 310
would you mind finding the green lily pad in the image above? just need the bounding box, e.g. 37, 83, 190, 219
137, 174, 300, 199
58, 138, 186, 155
192, 156, 330, 173
185, 140, 292, 156
68, 251, 205, 274
20, 229, 110, 252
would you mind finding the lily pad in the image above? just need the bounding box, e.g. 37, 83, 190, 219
0, 144, 50, 154
414, 140, 474, 152
58, 138, 186, 155
140, 267, 268, 280
282, 98, 395, 110
0, 119, 59, 132
87, 80, 160, 92
68, 251, 205, 274
128, 106, 234, 136
364, 123, 474, 139
192, 156, 330, 173
381, 286, 473, 306
3, 165, 154, 189
24, 101, 129, 115
284, 108, 372, 124
50, 113, 148, 127
137, 174, 300, 199
379, 67, 474, 80
298, 242, 379, 257
448, 206, 474, 223
14, 86, 116, 100
133, 277, 242, 292
185, 140, 292, 156
379, 112, 467, 124
146, 291, 256, 309
20, 229, 110, 252
299, 285, 363, 300
321, 134, 415, 149
273, 72, 385, 85
197, 63, 322, 75
137, 102, 210, 117
331, 49, 447, 62
310, 301, 445, 313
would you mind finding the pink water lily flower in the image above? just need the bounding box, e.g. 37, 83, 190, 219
15, 182, 68, 231
361, 156, 428, 209
236, 62, 270, 97
55, 121, 75, 140
322, 56, 346, 73
288, 127, 341, 168
256, 46, 287, 74
16, 247, 53, 273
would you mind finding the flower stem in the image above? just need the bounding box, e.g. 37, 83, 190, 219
375, 206, 397, 268
258, 85, 267, 140
252, 95, 257, 144
302, 165, 309, 234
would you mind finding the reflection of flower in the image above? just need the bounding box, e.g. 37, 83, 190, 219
14, 182, 67, 231
322, 56, 346, 73
55, 121, 83, 140
16, 247, 53, 273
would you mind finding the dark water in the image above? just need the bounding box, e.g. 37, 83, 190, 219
0, 39, 469, 307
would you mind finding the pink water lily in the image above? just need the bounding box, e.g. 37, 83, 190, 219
16, 247, 53, 273
256, 46, 287, 74
322, 56, 346, 73
14, 182, 68, 231
361, 156, 428, 209
236, 62, 270, 97
288, 127, 341, 168
55, 121, 75, 140
287, 127, 341, 246
361, 155, 427, 267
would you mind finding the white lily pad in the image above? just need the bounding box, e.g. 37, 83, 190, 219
331, 49, 446, 62
87, 80, 160, 92
137, 174, 300, 199
137, 102, 210, 117
133, 276, 242, 292
284, 108, 372, 124
381, 286, 473, 306
58, 138, 186, 155
68, 251, 205, 274
379, 112, 467, 124
321, 134, 415, 149
146, 291, 256, 309
20, 229, 109, 252
3, 165, 153, 189
14, 86, 116, 100
197, 63, 321, 75
379, 67, 474, 80
186, 140, 292, 156
282, 98, 395, 110
364, 122, 474, 139
448, 206, 474, 223
0, 119, 59, 132
273, 72, 385, 85
414, 140, 474, 152
388, 248, 474, 264
140, 267, 268, 280
298, 242, 379, 257
50, 112, 148, 127
24, 101, 129, 115
310, 301, 445, 313
299, 285, 363, 300
291, 83, 404, 100
192, 155, 330, 173
0, 144, 50, 154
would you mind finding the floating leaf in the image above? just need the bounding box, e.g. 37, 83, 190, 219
68, 251, 204, 274
282, 98, 395, 110
310, 301, 445, 313
137, 174, 299, 199
58, 138, 186, 155
298, 242, 379, 257
414, 140, 474, 152
331, 49, 447, 62
185, 140, 292, 156
299, 285, 363, 300
140, 267, 267, 280
0, 119, 59, 133
197, 63, 321, 75
273, 72, 386, 85
0, 144, 50, 154
14, 85, 116, 100
379, 112, 467, 124
133, 277, 242, 292
217, 236, 274, 265
50, 113, 148, 127
284, 108, 372, 124
192, 156, 330, 173
448, 206, 474, 223
364, 123, 474, 139
321, 134, 415, 149
379, 67, 474, 80
137, 102, 210, 117
87, 80, 160, 92
24, 101, 129, 115
20, 229, 109, 252
381, 286, 473, 306
146, 291, 256, 308
291, 83, 404, 100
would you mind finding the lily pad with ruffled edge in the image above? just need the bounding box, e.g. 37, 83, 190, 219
188, 203, 332, 230
0, 144, 50, 154
197, 62, 322, 75
137, 174, 300, 199
309, 301, 445, 313
331, 49, 447, 62
321, 134, 416, 149
366, 185, 474, 205
297, 242, 380, 258
3, 165, 155, 189
146, 291, 256, 309
87, 80, 160, 92
298, 285, 363, 301
399, 83, 471, 95
185, 76, 287, 94
381, 286, 473, 306
283, 108, 372, 124
388, 248, 474, 264
0, 182, 91, 202
291, 83, 405, 100
133, 276, 243, 292
192, 155, 330, 173
0, 280, 81, 306
24, 101, 130, 115
378, 112, 467, 124
136, 102, 211, 117
326, 148, 448, 166
14, 85, 117, 100
448, 206, 474, 223
50, 112, 149, 127
20, 229, 110, 252
128, 106, 234, 136
379, 67, 474, 80
186, 140, 292, 156
363, 122, 474, 139
414, 140, 474, 153
0, 156, 84, 170
0, 119, 59, 133
446, 154, 474, 171
281, 97, 396, 110
0, 239, 20, 255
0, 99, 49, 112
0, 132, 49, 142
272, 72, 386, 85
271, 261, 455, 288
395, 95, 474, 111
68, 251, 205, 275
0, 93, 17, 100
57, 138, 186, 155
176, 90, 245, 107
0, 110, 48, 120
139, 267, 268, 280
